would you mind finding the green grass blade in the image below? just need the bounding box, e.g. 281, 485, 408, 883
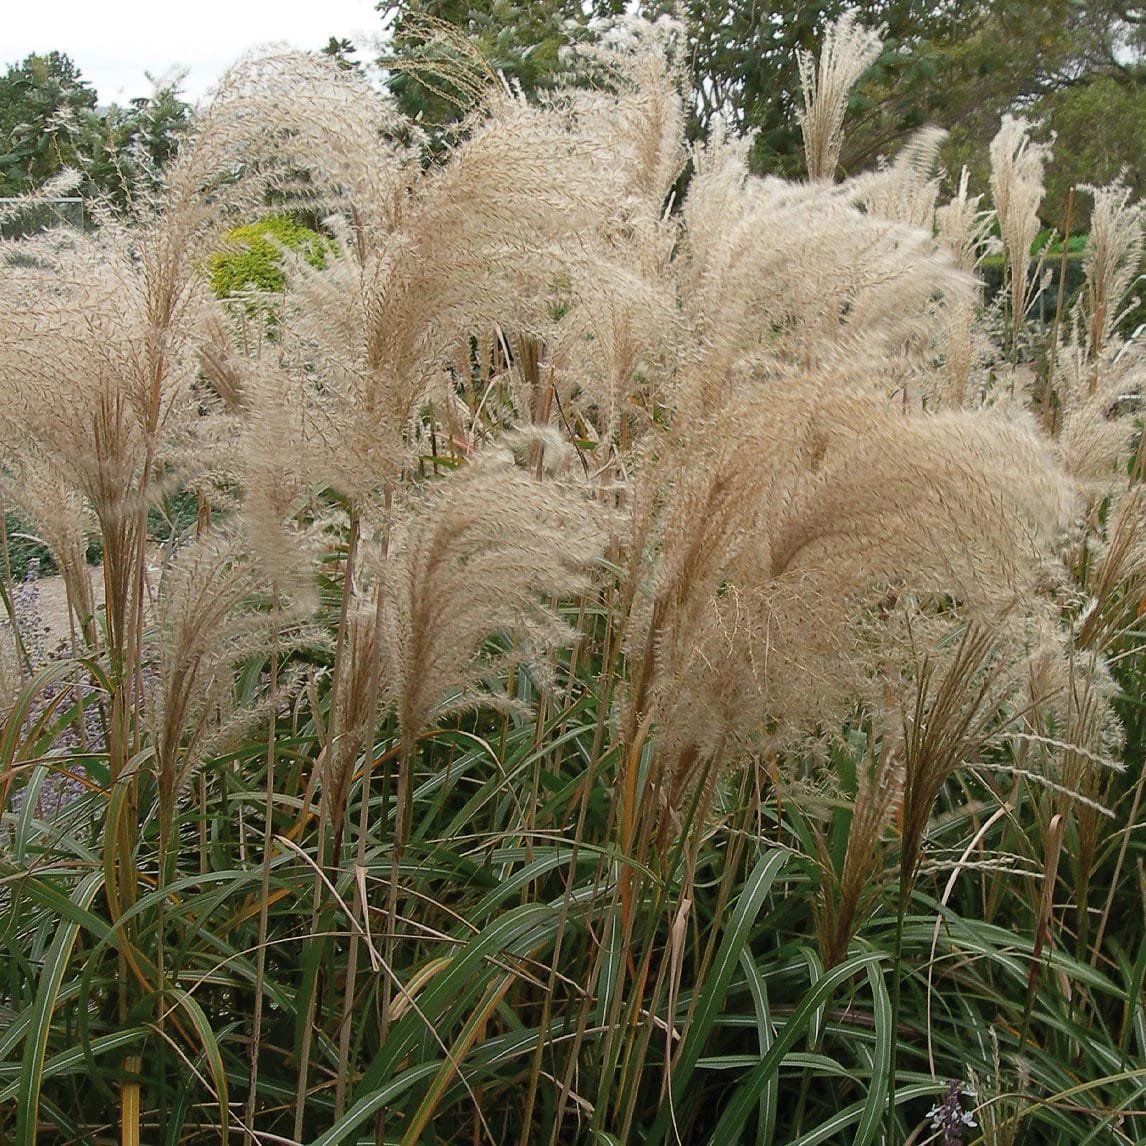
0, 1027, 146, 1104
853, 959, 893, 1146
595, 895, 625, 1031
738, 947, 777, 1146
401, 969, 517, 1144
355, 902, 559, 1099
155, 988, 232, 1141
787, 1081, 944, 1146
14, 868, 105, 1146
647, 847, 790, 1146
706, 951, 885, 1145
309, 1061, 443, 1146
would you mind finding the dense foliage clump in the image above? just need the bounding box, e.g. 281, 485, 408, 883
208, 215, 333, 299
1, 13, 1145, 1146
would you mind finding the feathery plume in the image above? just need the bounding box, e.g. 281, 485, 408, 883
937, 167, 998, 278
0, 224, 221, 676
624, 385, 1072, 819
374, 440, 605, 756
149, 527, 295, 836
797, 10, 884, 181
1080, 178, 1146, 356
935, 168, 998, 406
1055, 335, 1144, 486
0, 452, 97, 647
678, 138, 970, 409
852, 126, 946, 230
989, 116, 1051, 351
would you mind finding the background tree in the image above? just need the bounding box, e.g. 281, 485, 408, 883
1031, 2, 1146, 231
322, 36, 364, 72
933, 2, 1146, 230
1037, 76, 1146, 232
379, 0, 627, 122
0, 52, 191, 208
643, 1, 1086, 178
378, 0, 1146, 217
85, 77, 192, 208
0, 51, 98, 195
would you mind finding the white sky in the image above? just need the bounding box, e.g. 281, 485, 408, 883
4, 0, 384, 105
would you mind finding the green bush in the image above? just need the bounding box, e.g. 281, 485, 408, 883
2, 511, 57, 580
1, 511, 101, 581
1, 493, 198, 583
207, 215, 332, 299
1032, 228, 1088, 257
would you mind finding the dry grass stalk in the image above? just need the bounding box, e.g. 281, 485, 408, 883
898, 627, 1016, 890
815, 731, 904, 969
1051, 660, 1123, 953
544, 28, 686, 451
319, 589, 383, 870
0, 455, 97, 647
797, 10, 884, 181
381, 12, 501, 115
989, 116, 1051, 353
0, 230, 215, 736
1080, 179, 1146, 358
0, 170, 81, 228
938, 168, 998, 278
1075, 489, 1146, 653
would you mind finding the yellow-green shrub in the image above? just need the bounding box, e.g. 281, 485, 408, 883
208, 215, 331, 299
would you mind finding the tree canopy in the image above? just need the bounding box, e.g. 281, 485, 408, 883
377, 0, 1146, 224
0, 51, 97, 194
0, 51, 190, 205
5, 5, 1144, 230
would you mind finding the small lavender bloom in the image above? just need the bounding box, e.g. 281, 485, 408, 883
927, 1078, 977, 1145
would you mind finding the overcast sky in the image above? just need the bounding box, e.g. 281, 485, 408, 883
5, 0, 384, 105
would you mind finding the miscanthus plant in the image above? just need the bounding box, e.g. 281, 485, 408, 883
2, 12, 1145, 1145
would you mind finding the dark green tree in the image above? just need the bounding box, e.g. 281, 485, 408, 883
644, 1, 1089, 177
1036, 73, 1146, 231
377, 1, 1145, 197
95, 78, 192, 204
0, 51, 98, 194
1027, 2, 1146, 230
378, 0, 627, 123
322, 36, 364, 72
0, 53, 190, 207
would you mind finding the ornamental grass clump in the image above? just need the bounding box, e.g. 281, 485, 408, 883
2, 10, 1146, 1146
797, 9, 884, 181
990, 114, 1053, 355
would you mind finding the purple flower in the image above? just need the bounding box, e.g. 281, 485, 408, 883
926, 1079, 977, 1145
